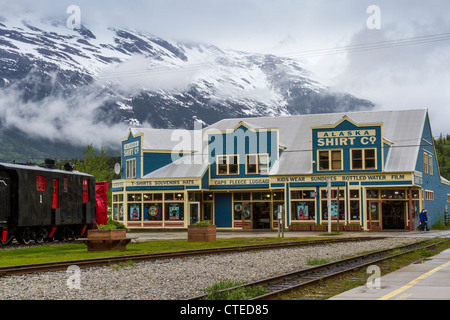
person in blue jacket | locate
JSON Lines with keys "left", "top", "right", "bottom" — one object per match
{"left": 419, "top": 209, "right": 429, "bottom": 231}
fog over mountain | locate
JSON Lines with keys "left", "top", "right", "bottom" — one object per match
{"left": 0, "top": 15, "right": 374, "bottom": 161}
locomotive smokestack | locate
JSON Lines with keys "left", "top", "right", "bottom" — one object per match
{"left": 44, "top": 158, "right": 57, "bottom": 169}
{"left": 64, "top": 162, "right": 74, "bottom": 171}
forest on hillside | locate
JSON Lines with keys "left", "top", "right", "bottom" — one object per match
{"left": 435, "top": 134, "right": 450, "bottom": 180}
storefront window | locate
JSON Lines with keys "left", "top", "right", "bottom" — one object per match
{"left": 366, "top": 189, "right": 379, "bottom": 198}
{"left": 273, "top": 203, "right": 285, "bottom": 221}
{"left": 234, "top": 203, "right": 243, "bottom": 220}
{"left": 128, "top": 203, "right": 141, "bottom": 221}
{"left": 113, "top": 204, "right": 119, "bottom": 220}
{"left": 144, "top": 193, "right": 163, "bottom": 201}
{"left": 175, "top": 193, "right": 184, "bottom": 201}
{"left": 381, "top": 189, "right": 405, "bottom": 199}
{"left": 165, "top": 203, "right": 184, "bottom": 220}
{"left": 128, "top": 193, "right": 142, "bottom": 202}
{"left": 321, "top": 200, "right": 345, "bottom": 220}
{"left": 188, "top": 193, "right": 201, "bottom": 202}
{"left": 350, "top": 200, "right": 360, "bottom": 220}
{"left": 154, "top": 193, "right": 163, "bottom": 201}
{"left": 144, "top": 203, "right": 162, "bottom": 221}
{"left": 291, "top": 191, "right": 301, "bottom": 199}
{"left": 321, "top": 189, "right": 344, "bottom": 199}
{"left": 203, "top": 193, "right": 214, "bottom": 201}
{"left": 350, "top": 190, "right": 359, "bottom": 198}
{"left": 252, "top": 192, "right": 262, "bottom": 200}
{"left": 118, "top": 204, "right": 124, "bottom": 221}
{"left": 262, "top": 192, "right": 271, "bottom": 200}
{"left": 203, "top": 203, "right": 213, "bottom": 221}
{"left": 165, "top": 193, "right": 174, "bottom": 201}
{"left": 349, "top": 189, "right": 360, "bottom": 220}
{"left": 291, "top": 190, "right": 315, "bottom": 199}
{"left": 273, "top": 192, "right": 284, "bottom": 201}
{"left": 291, "top": 201, "right": 315, "bottom": 220}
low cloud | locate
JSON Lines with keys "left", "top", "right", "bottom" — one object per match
{"left": 329, "top": 22, "right": 450, "bottom": 136}
{"left": 0, "top": 82, "right": 128, "bottom": 150}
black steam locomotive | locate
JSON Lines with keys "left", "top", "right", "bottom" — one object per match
{"left": 0, "top": 160, "right": 96, "bottom": 244}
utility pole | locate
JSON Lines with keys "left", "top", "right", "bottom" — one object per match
{"left": 327, "top": 177, "right": 331, "bottom": 234}
{"left": 337, "top": 186, "right": 340, "bottom": 233}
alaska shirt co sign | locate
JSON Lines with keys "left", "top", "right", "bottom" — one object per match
{"left": 123, "top": 141, "right": 140, "bottom": 157}
{"left": 317, "top": 130, "right": 377, "bottom": 147}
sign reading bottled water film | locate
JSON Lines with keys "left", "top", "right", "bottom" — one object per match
{"left": 271, "top": 173, "right": 413, "bottom": 184}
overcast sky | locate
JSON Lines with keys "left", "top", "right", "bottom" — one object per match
{"left": 2, "top": 0, "right": 450, "bottom": 136}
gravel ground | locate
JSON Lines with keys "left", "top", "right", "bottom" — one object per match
{"left": 0, "top": 237, "right": 420, "bottom": 300}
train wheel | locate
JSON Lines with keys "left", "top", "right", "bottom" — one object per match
{"left": 63, "top": 227, "right": 75, "bottom": 242}
{"left": 34, "top": 229, "right": 47, "bottom": 244}
{"left": 18, "top": 228, "right": 32, "bottom": 245}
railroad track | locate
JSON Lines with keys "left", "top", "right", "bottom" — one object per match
{"left": 0, "top": 236, "right": 384, "bottom": 277}
{"left": 189, "top": 239, "right": 443, "bottom": 300}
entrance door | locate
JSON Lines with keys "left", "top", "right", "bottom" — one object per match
{"left": 189, "top": 202, "right": 200, "bottom": 225}
{"left": 382, "top": 201, "right": 405, "bottom": 229}
{"left": 252, "top": 202, "right": 271, "bottom": 229}
{"left": 368, "top": 201, "right": 382, "bottom": 230}
{"left": 242, "top": 203, "right": 252, "bottom": 229}
{"left": 52, "top": 179, "right": 58, "bottom": 209}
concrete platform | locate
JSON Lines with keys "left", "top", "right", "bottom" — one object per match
{"left": 330, "top": 248, "right": 450, "bottom": 300}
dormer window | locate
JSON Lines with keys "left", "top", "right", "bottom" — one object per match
{"left": 318, "top": 150, "right": 342, "bottom": 171}
{"left": 351, "top": 149, "right": 376, "bottom": 170}
{"left": 217, "top": 155, "right": 239, "bottom": 175}
{"left": 246, "top": 154, "right": 269, "bottom": 174}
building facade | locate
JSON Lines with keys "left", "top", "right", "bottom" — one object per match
{"left": 111, "top": 109, "right": 450, "bottom": 231}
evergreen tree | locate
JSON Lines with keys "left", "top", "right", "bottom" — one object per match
{"left": 72, "top": 144, "right": 121, "bottom": 208}
{"left": 435, "top": 134, "right": 450, "bottom": 180}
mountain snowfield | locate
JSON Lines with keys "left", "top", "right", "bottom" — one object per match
{"left": 0, "top": 15, "right": 373, "bottom": 160}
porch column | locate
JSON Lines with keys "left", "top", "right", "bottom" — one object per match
{"left": 408, "top": 187, "right": 413, "bottom": 231}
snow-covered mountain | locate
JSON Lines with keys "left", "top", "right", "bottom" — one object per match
{"left": 0, "top": 15, "right": 373, "bottom": 160}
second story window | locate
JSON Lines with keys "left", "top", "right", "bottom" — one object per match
{"left": 424, "top": 152, "right": 433, "bottom": 175}
{"left": 217, "top": 155, "right": 239, "bottom": 175}
{"left": 351, "top": 149, "right": 376, "bottom": 170}
{"left": 318, "top": 150, "right": 342, "bottom": 171}
{"left": 126, "top": 158, "right": 136, "bottom": 179}
{"left": 246, "top": 154, "right": 269, "bottom": 174}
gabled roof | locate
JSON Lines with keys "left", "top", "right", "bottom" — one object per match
{"left": 129, "top": 109, "right": 428, "bottom": 178}
{"left": 128, "top": 128, "right": 198, "bottom": 152}
{"left": 206, "top": 109, "right": 427, "bottom": 175}
{"left": 142, "top": 153, "right": 208, "bottom": 179}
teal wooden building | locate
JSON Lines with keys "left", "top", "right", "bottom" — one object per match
{"left": 112, "top": 109, "right": 450, "bottom": 231}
